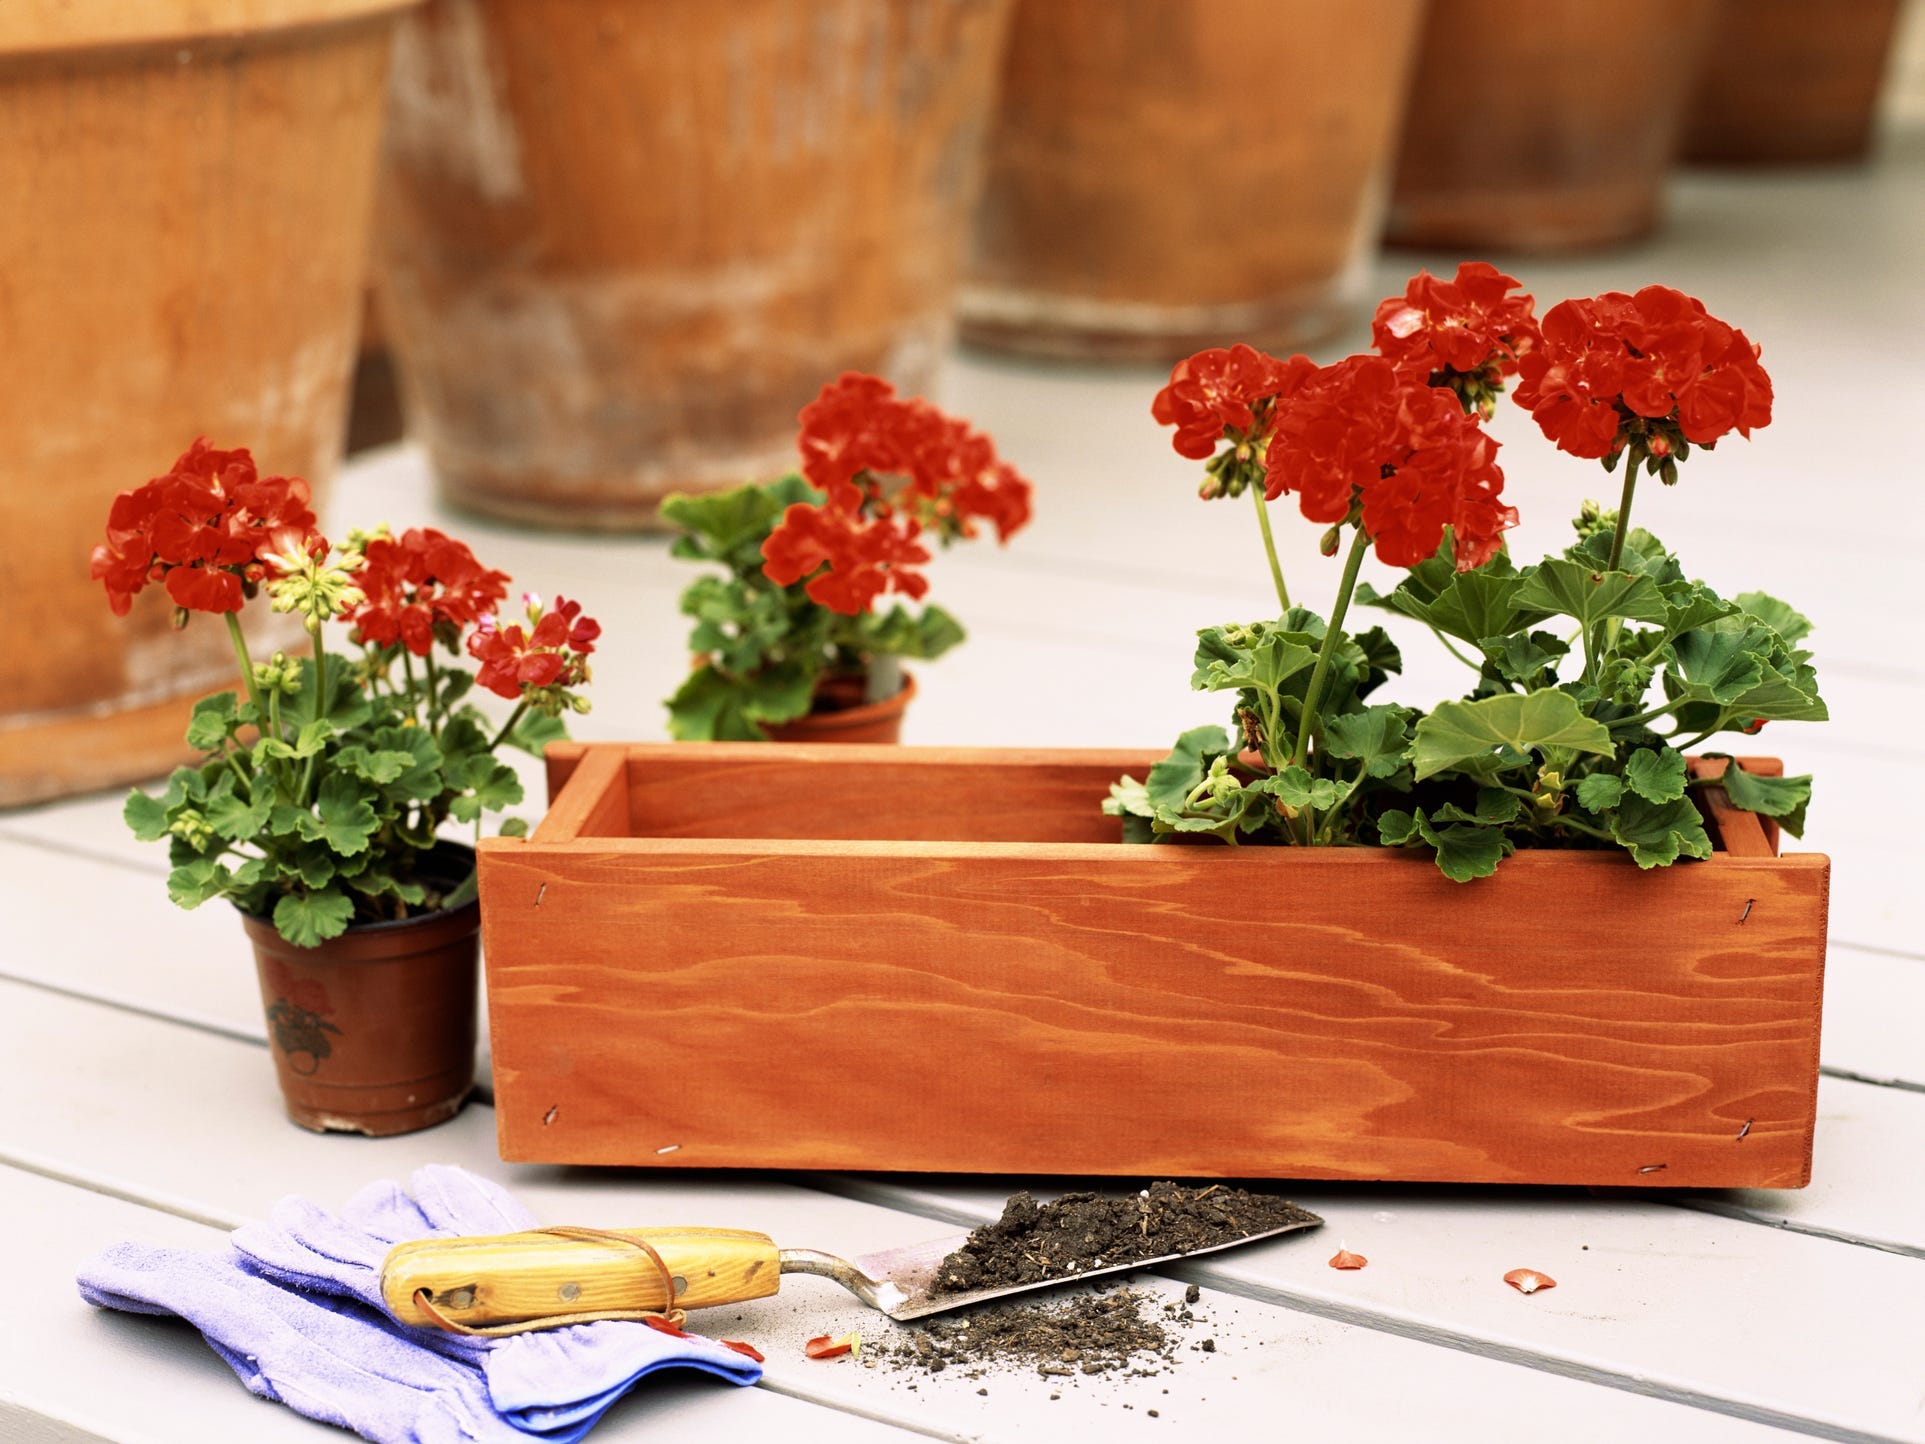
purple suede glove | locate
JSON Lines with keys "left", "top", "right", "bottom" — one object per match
{"left": 78, "top": 1166, "right": 763, "bottom": 1444}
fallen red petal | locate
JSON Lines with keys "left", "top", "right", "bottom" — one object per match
{"left": 1328, "top": 1248, "right": 1368, "bottom": 1270}
{"left": 804, "top": 1331, "right": 859, "bottom": 1360}
{"left": 722, "top": 1338, "right": 765, "bottom": 1363}
{"left": 1503, "top": 1268, "right": 1556, "bottom": 1294}
{"left": 643, "top": 1315, "right": 691, "bottom": 1339}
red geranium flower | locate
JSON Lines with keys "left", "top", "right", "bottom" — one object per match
{"left": 762, "top": 375, "right": 1032, "bottom": 615}
{"left": 344, "top": 527, "right": 510, "bottom": 656}
{"left": 1512, "top": 286, "right": 1772, "bottom": 462}
{"left": 1373, "top": 263, "right": 1539, "bottom": 417}
{"left": 1151, "top": 345, "right": 1317, "bottom": 461}
{"left": 89, "top": 439, "right": 319, "bottom": 616}
{"left": 465, "top": 594, "right": 600, "bottom": 701}
{"left": 1264, "top": 357, "right": 1515, "bottom": 571}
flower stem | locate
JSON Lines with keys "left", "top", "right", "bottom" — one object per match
{"left": 298, "top": 619, "right": 327, "bottom": 804}
{"left": 224, "top": 612, "right": 265, "bottom": 721}
{"left": 1292, "top": 526, "right": 1371, "bottom": 775}
{"left": 1250, "top": 486, "right": 1292, "bottom": 613}
{"left": 489, "top": 700, "right": 528, "bottom": 753}
{"left": 1606, "top": 444, "right": 1643, "bottom": 574}
{"left": 423, "top": 652, "right": 443, "bottom": 740}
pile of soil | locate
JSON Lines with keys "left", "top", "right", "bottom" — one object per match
{"left": 933, "top": 1181, "right": 1320, "bottom": 1295}
{"left": 870, "top": 1283, "right": 1197, "bottom": 1384}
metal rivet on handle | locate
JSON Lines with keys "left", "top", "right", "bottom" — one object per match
{"left": 559, "top": 1282, "right": 581, "bottom": 1302}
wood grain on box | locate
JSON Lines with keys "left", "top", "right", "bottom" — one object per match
{"left": 483, "top": 745, "right": 1829, "bottom": 1187}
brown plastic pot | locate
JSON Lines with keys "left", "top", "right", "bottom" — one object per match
{"left": 0, "top": 0, "right": 419, "bottom": 808}
{"left": 764, "top": 671, "right": 917, "bottom": 744}
{"left": 241, "top": 859, "right": 479, "bottom": 1137}
{"left": 960, "top": 0, "right": 1426, "bottom": 363}
{"left": 375, "top": 0, "right": 1015, "bottom": 532}
{"left": 1683, "top": 0, "right": 1903, "bottom": 165}
{"left": 1387, "top": 0, "right": 1717, "bottom": 253}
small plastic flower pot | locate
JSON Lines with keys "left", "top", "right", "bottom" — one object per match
{"left": 764, "top": 671, "right": 918, "bottom": 746}
{"left": 240, "top": 848, "right": 479, "bottom": 1137}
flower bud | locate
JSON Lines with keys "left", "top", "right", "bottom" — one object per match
{"left": 1319, "top": 525, "right": 1343, "bottom": 557}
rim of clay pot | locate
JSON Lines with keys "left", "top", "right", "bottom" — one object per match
{"left": 780, "top": 669, "right": 918, "bottom": 736}
{"left": 0, "top": 0, "right": 422, "bottom": 57}
{"left": 236, "top": 841, "right": 479, "bottom": 956}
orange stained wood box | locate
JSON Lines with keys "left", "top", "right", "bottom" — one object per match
{"left": 478, "top": 744, "right": 1829, "bottom": 1188}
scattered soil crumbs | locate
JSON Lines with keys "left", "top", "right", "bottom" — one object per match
{"left": 871, "top": 1283, "right": 1194, "bottom": 1382}
{"left": 934, "top": 1181, "right": 1320, "bottom": 1295}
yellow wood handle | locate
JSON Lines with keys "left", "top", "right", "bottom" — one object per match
{"left": 381, "top": 1226, "right": 782, "bottom": 1328}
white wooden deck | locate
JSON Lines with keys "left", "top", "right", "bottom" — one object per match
{"left": 4, "top": 131, "right": 1923, "bottom": 1443}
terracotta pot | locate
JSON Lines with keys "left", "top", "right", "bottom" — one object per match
{"left": 1683, "top": 0, "right": 1903, "bottom": 165}
{"left": 241, "top": 847, "right": 479, "bottom": 1136}
{"left": 376, "top": 0, "right": 1015, "bottom": 532}
{"left": 959, "top": 0, "right": 1426, "bottom": 363}
{"left": 0, "top": 0, "right": 417, "bottom": 809}
{"left": 1388, "top": 0, "right": 1717, "bottom": 253}
{"left": 764, "top": 670, "right": 917, "bottom": 745}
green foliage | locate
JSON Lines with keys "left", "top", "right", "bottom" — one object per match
{"left": 663, "top": 475, "right": 970, "bottom": 740}
{"left": 1116, "top": 517, "right": 1827, "bottom": 881}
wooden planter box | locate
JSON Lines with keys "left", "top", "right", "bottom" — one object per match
{"left": 479, "top": 744, "right": 1829, "bottom": 1188}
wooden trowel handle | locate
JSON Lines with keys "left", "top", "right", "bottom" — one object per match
{"left": 382, "top": 1226, "right": 782, "bottom": 1329}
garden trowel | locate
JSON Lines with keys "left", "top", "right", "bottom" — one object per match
{"left": 382, "top": 1206, "right": 1323, "bottom": 1332}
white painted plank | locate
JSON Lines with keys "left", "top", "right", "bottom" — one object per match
{"left": 831, "top": 1173, "right": 1925, "bottom": 1444}
{"left": 1823, "top": 947, "right": 1925, "bottom": 1090}
{"left": 0, "top": 983, "right": 1811, "bottom": 1444}
{"left": 0, "top": 1165, "right": 915, "bottom": 1444}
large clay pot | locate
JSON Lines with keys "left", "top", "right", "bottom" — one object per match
{"left": 1388, "top": 0, "right": 1717, "bottom": 253}
{"left": 960, "top": 0, "right": 1427, "bottom": 363}
{"left": 242, "top": 845, "right": 479, "bottom": 1137}
{"left": 764, "top": 670, "right": 917, "bottom": 744}
{"left": 376, "top": 0, "right": 1015, "bottom": 532}
{"left": 1683, "top": 0, "right": 1904, "bottom": 164}
{"left": 0, "top": 0, "right": 417, "bottom": 808}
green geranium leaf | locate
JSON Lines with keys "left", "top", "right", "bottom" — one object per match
{"left": 666, "top": 661, "right": 815, "bottom": 741}
{"left": 124, "top": 785, "right": 177, "bottom": 842}
{"left": 256, "top": 718, "right": 335, "bottom": 763}
{"left": 1190, "top": 624, "right": 1317, "bottom": 699}
{"left": 1666, "top": 623, "right": 1769, "bottom": 704}
{"left": 1411, "top": 692, "right": 1614, "bottom": 781}
{"left": 185, "top": 693, "right": 239, "bottom": 751}
{"left": 166, "top": 857, "right": 231, "bottom": 909}
{"left": 370, "top": 725, "right": 445, "bottom": 801}
{"left": 1660, "top": 582, "right": 1738, "bottom": 638}
{"left": 1609, "top": 793, "right": 1714, "bottom": 868}
{"left": 333, "top": 745, "right": 418, "bottom": 786}
{"left": 284, "top": 658, "right": 372, "bottom": 735}
{"left": 1321, "top": 705, "right": 1414, "bottom": 779}
{"left": 449, "top": 756, "right": 523, "bottom": 823}
{"left": 1430, "top": 789, "right": 1523, "bottom": 826}
{"left": 290, "top": 844, "right": 336, "bottom": 889}
{"left": 1512, "top": 558, "right": 1669, "bottom": 630}
{"left": 1623, "top": 747, "right": 1688, "bottom": 804}
{"left": 661, "top": 475, "right": 821, "bottom": 558}
{"left": 1707, "top": 756, "right": 1813, "bottom": 838}
{"left": 1423, "top": 821, "right": 1512, "bottom": 882}
{"left": 498, "top": 816, "right": 531, "bottom": 839}
{"left": 506, "top": 710, "right": 570, "bottom": 758}
{"left": 1144, "top": 726, "right": 1230, "bottom": 812}
{"left": 1481, "top": 630, "right": 1570, "bottom": 686}
{"left": 304, "top": 774, "right": 380, "bottom": 857}
{"left": 205, "top": 786, "right": 273, "bottom": 841}
{"left": 1255, "top": 765, "right": 1343, "bottom": 812}
{"left": 1102, "top": 774, "right": 1153, "bottom": 821}
{"left": 1367, "top": 555, "right": 1550, "bottom": 646}
{"left": 856, "top": 604, "right": 967, "bottom": 662}
{"left": 272, "top": 889, "right": 356, "bottom": 947}
{"left": 1735, "top": 591, "right": 1813, "bottom": 648}
{"left": 1575, "top": 772, "right": 1625, "bottom": 812}
{"left": 1376, "top": 808, "right": 1420, "bottom": 845}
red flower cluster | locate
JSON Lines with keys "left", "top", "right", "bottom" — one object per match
{"left": 1372, "top": 263, "right": 1539, "bottom": 405}
{"left": 1151, "top": 344, "right": 1318, "bottom": 461}
{"left": 344, "top": 527, "right": 509, "bottom": 656}
{"left": 90, "top": 439, "right": 319, "bottom": 616}
{"left": 764, "top": 374, "right": 1034, "bottom": 616}
{"left": 466, "top": 595, "right": 601, "bottom": 701}
{"left": 1512, "top": 285, "right": 1773, "bottom": 461}
{"left": 1264, "top": 357, "right": 1515, "bottom": 571}
{"left": 761, "top": 500, "right": 934, "bottom": 615}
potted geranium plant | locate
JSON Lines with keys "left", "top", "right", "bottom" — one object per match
{"left": 90, "top": 440, "right": 600, "bottom": 1136}
{"left": 663, "top": 373, "right": 1033, "bottom": 742}
{"left": 1108, "top": 262, "right": 1821, "bottom": 874}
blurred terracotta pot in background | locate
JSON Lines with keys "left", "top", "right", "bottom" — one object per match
{"left": 961, "top": 0, "right": 1427, "bottom": 363}
{"left": 376, "top": 0, "right": 1014, "bottom": 533}
{"left": 1389, "top": 0, "right": 1717, "bottom": 253}
{"left": 0, "top": 0, "right": 417, "bottom": 808}
{"left": 1684, "top": 0, "right": 1903, "bottom": 165}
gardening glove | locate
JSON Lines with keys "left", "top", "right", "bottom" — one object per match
{"left": 77, "top": 1241, "right": 527, "bottom": 1444}
{"left": 79, "top": 1165, "right": 762, "bottom": 1444}
{"left": 229, "top": 1164, "right": 763, "bottom": 1437}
